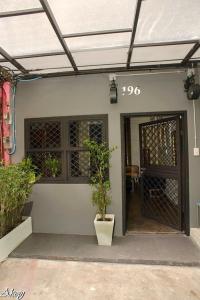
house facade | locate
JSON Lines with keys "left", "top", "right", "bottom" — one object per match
{"left": 13, "top": 70, "right": 200, "bottom": 236}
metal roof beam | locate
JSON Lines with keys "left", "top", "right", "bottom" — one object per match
{"left": 20, "top": 62, "right": 200, "bottom": 80}
{"left": 0, "top": 47, "right": 28, "bottom": 73}
{"left": 39, "top": 0, "right": 78, "bottom": 72}
{"left": 13, "top": 58, "right": 200, "bottom": 74}
{"left": 126, "top": 0, "right": 142, "bottom": 68}
{"left": 0, "top": 8, "right": 44, "bottom": 18}
{"left": 182, "top": 41, "right": 200, "bottom": 64}
{"left": 62, "top": 28, "right": 132, "bottom": 38}
{"left": 134, "top": 40, "right": 198, "bottom": 48}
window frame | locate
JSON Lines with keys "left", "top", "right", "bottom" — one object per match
{"left": 24, "top": 114, "right": 108, "bottom": 184}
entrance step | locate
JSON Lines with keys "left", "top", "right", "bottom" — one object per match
{"left": 10, "top": 233, "right": 200, "bottom": 267}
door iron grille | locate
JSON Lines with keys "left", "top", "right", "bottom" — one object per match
{"left": 141, "top": 119, "right": 177, "bottom": 167}
{"left": 139, "top": 116, "right": 181, "bottom": 230}
{"left": 142, "top": 175, "right": 179, "bottom": 228}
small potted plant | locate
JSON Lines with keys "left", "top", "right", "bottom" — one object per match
{"left": 44, "top": 154, "right": 60, "bottom": 178}
{"left": 84, "top": 139, "right": 116, "bottom": 246}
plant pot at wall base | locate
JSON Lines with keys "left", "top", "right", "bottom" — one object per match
{"left": 0, "top": 217, "right": 32, "bottom": 263}
{"left": 0, "top": 159, "right": 37, "bottom": 262}
{"left": 94, "top": 214, "right": 115, "bottom": 246}
{"left": 22, "top": 201, "right": 33, "bottom": 217}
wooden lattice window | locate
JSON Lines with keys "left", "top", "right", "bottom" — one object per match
{"left": 25, "top": 115, "right": 108, "bottom": 183}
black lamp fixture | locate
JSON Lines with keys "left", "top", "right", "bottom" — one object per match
{"left": 187, "top": 83, "right": 200, "bottom": 100}
{"left": 109, "top": 74, "right": 118, "bottom": 104}
{"left": 184, "top": 69, "right": 200, "bottom": 100}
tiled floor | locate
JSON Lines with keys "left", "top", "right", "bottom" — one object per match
{"left": 127, "top": 190, "right": 178, "bottom": 233}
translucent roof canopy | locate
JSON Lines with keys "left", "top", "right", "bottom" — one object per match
{"left": 48, "top": 0, "right": 136, "bottom": 34}
{"left": 0, "top": 0, "right": 41, "bottom": 12}
{"left": 65, "top": 33, "right": 131, "bottom": 52}
{"left": 135, "top": 0, "right": 200, "bottom": 43}
{"left": 0, "top": 0, "right": 199, "bottom": 76}
{"left": 0, "top": 14, "right": 63, "bottom": 56}
{"left": 131, "top": 44, "right": 195, "bottom": 65}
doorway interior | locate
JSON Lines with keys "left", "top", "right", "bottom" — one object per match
{"left": 121, "top": 112, "right": 189, "bottom": 235}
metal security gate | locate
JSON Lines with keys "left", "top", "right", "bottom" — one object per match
{"left": 139, "top": 116, "right": 182, "bottom": 230}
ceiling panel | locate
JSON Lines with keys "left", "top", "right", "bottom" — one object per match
{"left": 48, "top": 0, "right": 136, "bottom": 34}
{"left": 135, "top": 0, "right": 200, "bottom": 43}
{"left": 0, "top": 14, "right": 63, "bottom": 56}
{"left": 65, "top": 32, "right": 131, "bottom": 52}
{"left": 131, "top": 44, "right": 193, "bottom": 63}
{"left": 73, "top": 48, "right": 128, "bottom": 66}
{"left": 17, "top": 55, "right": 71, "bottom": 70}
{"left": 0, "top": 0, "right": 41, "bottom": 12}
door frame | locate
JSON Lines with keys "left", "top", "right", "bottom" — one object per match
{"left": 120, "top": 111, "right": 189, "bottom": 236}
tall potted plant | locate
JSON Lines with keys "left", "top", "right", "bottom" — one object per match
{"left": 0, "top": 158, "right": 37, "bottom": 261}
{"left": 84, "top": 139, "right": 116, "bottom": 246}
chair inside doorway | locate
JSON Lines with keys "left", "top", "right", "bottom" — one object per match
{"left": 124, "top": 115, "right": 182, "bottom": 234}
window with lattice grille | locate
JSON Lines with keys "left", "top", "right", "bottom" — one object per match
{"left": 25, "top": 115, "right": 108, "bottom": 183}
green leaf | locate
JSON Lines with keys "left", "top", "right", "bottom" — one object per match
{"left": 0, "top": 159, "right": 38, "bottom": 238}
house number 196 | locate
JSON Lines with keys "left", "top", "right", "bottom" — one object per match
{"left": 122, "top": 86, "right": 141, "bottom": 96}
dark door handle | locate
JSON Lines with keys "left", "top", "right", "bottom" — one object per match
{"left": 140, "top": 168, "right": 146, "bottom": 175}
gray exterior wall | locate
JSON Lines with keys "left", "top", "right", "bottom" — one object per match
{"left": 13, "top": 71, "right": 200, "bottom": 236}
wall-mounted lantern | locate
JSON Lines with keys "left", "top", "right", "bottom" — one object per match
{"left": 109, "top": 74, "right": 118, "bottom": 104}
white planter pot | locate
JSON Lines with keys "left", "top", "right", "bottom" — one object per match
{"left": 0, "top": 217, "right": 32, "bottom": 262}
{"left": 94, "top": 214, "right": 115, "bottom": 246}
